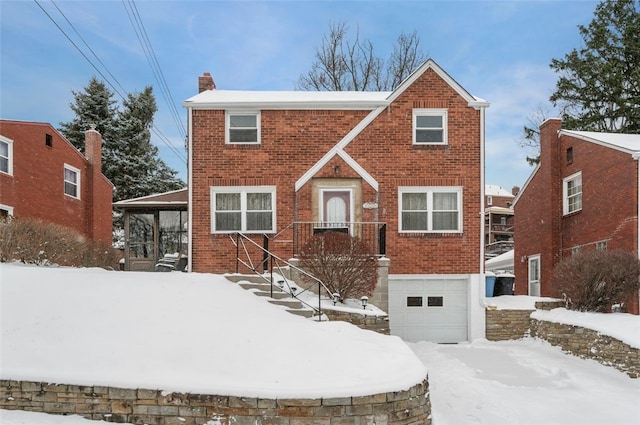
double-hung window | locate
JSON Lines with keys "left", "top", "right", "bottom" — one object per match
{"left": 399, "top": 187, "right": 462, "bottom": 233}
{"left": 226, "top": 112, "right": 260, "bottom": 144}
{"left": 0, "top": 137, "right": 12, "bottom": 175}
{"left": 563, "top": 172, "right": 582, "bottom": 215}
{"left": 211, "top": 186, "right": 275, "bottom": 233}
{"left": 413, "top": 109, "right": 447, "bottom": 145}
{"left": 64, "top": 164, "right": 80, "bottom": 199}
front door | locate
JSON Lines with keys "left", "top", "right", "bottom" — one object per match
{"left": 127, "top": 212, "right": 156, "bottom": 271}
{"left": 321, "top": 189, "right": 351, "bottom": 230}
{"left": 528, "top": 255, "right": 541, "bottom": 296}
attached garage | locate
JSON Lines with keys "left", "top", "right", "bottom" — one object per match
{"left": 388, "top": 275, "right": 470, "bottom": 343}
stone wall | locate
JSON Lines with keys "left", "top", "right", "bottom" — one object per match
{"left": 0, "top": 378, "right": 431, "bottom": 425}
{"left": 529, "top": 319, "right": 640, "bottom": 378}
{"left": 323, "top": 310, "right": 390, "bottom": 335}
{"left": 485, "top": 308, "right": 533, "bottom": 341}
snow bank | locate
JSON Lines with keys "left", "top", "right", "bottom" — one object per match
{"left": 0, "top": 263, "right": 426, "bottom": 398}
{"left": 486, "top": 295, "right": 559, "bottom": 310}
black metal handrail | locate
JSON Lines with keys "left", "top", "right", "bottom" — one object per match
{"left": 230, "top": 232, "right": 334, "bottom": 317}
{"left": 289, "top": 221, "right": 386, "bottom": 258}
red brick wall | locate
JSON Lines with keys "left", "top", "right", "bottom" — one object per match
{"left": 515, "top": 118, "right": 639, "bottom": 313}
{"left": 0, "top": 120, "right": 113, "bottom": 245}
{"left": 190, "top": 68, "right": 482, "bottom": 275}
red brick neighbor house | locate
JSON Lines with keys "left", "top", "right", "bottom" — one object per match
{"left": 514, "top": 118, "right": 640, "bottom": 314}
{"left": 0, "top": 120, "right": 113, "bottom": 245}
{"left": 183, "top": 59, "right": 490, "bottom": 342}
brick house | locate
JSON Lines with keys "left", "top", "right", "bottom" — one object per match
{"left": 183, "top": 59, "right": 490, "bottom": 342}
{"left": 484, "top": 184, "right": 516, "bottom": 259}
{"left": 0, "top": 120, "right": 113, "bottom": 245}
{"left": 513, "top": 118, "right": 639, "bottom": 314}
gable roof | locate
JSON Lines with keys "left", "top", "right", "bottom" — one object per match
{"left": 559, "top": 130, "right": 640, "bottom": 155}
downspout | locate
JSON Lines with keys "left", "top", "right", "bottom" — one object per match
{"left": 479, "top": 105, "right": 486, "bottom": 276}
{"left": 187, "top": 107, "right": 193, "bottom": 272}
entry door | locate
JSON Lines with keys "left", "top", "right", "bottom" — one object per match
{"left": 321, "top": 189, "right": 351, "bottom": 229}
{"left": 528, "top": 255, "right": 541, "bottom": 296}
{"left": 127, "top": 212, "right": 156, "bottom": 271}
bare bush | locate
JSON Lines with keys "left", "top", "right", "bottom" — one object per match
{"left": 0, "top": 217, "right": 120, "bottom": 269}
{"left": 298, "top": 231, "right": 378, "bottom": 301}
{"left": 552, "top": 250, "right": 640, "bottom": 312}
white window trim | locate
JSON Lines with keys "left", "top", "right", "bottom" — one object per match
{"left": 225, "top": 111, "right": 261, "bottom": 144}
{"left": 398, "top": 186, "right": 463, "bottom": 233}
{"left": 0, "top": 203, "right": 14, "bottom": 217}
{"left": 412, "top": 108, "right": 448, "bottom": 145}
{"left": 528, "top": 254, "right": 541, "bottom": 296}
{"left": 562, "top": 171, "right": 582, "bottom": 215}
{"left": 0, "top": 136, "right": 13, "bottom": 176}
{"left": 210, "top": 186, "right": 276, "bottom": 233}
{"left": 64, "top": 164, "right": 81, "bottom": 199}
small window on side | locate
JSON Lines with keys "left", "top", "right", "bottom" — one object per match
{"left": 566, "top": 147, "right": 573, "bottom": 163}
{"left": 46, "top": 133, "right": 53, "bottom": 147}
{"left": 427, "top": 296, "right": 444, "bottom": 307}
{"left": 64, "top": 165, "right": 80, "bottom": 199}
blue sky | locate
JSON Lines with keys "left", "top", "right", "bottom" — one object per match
{"left": 1, "top": 0, "right": 600, "bottom": 192}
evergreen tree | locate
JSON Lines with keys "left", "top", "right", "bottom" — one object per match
{"left": 549, "top": 0, "right": 640, "bottom": 132}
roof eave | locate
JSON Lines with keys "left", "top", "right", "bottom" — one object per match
{"left": 182, "top": 100, "right": 389, "bottom": 110}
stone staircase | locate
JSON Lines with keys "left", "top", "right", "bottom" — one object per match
{"left": 224, "top": 274, "right": 316, "bottom": 318}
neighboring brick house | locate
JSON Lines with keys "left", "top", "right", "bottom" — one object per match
{"left": 183, "top": 59, "right": 490, "bottom": 342}
{"left": 484, "top": 184, "right": 516, "bottom": 259}
{"left": 0, "top": 120, "right": 113, "bottom": 245}
{"left": 513, "top": 118, "right": 639, "bottom": 314}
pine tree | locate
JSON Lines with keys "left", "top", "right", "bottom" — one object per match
{"left": 549, "top": 0, "right": 640, "bottom": 132}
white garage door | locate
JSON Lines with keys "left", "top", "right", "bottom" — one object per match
{"left": 389, "top": 276, "right": 469, "bottom": 343}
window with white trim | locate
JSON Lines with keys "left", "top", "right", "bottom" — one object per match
{"left": 64, "top": 164, "right": 80, "bottom": 199}
{"left": 563, "top": 172, "right": 582, "bottom": 215}
{"left": 210, "top": 186, "right": 275, "bottom": 233}
{"left": 0, "top": 203, "right": 13, "bottom": 222}
{"left": 0, "top": 137, "right": 13, "bottom": 175}
{"left": 399, "top": 187, "right": 462, "bottom": 233}
{"left": 413, "top": 109, "right": 447, "bottom": 145}
{"left": 226, "top": 112, "right": 260, "bottom": 144}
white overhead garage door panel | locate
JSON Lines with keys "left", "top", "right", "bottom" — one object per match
{"left": 389, "top": 277, "right": 468, "bottom": 343}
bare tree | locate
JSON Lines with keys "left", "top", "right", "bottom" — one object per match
{"left": 515, "top": 104, "right": 552, "bottom": 166}
{"left": 296, "top": 21, "right": 426, "bottom": 91}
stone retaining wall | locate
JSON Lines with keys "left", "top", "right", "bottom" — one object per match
{"left": 529, "top": 319, "right": 640, "bottom": 378}
{"left": 485, "top": 308, "right": 533, "bottom": 341}
{"left": 0, "top": 378, "right": 431, "bottom": 425}
{"left": 323, "top": 310, "right": 390, "bottom": 335}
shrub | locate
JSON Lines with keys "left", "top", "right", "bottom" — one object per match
{"left": 298, "top": 231, "right": 378, "bottom": 301}
{"left": 552, "top": 250, "right": 640, "bottom": 312}
{"left": 0, "top": 217, "right": 120, "bottom": 269}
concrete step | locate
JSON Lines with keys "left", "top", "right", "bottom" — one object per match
{"left": 224, "top": 274, "right": 267, "bottom": 284}
{"left": 254, "top": 290, "right": 291, "bottom": 300}
{"left": 286, "top": 308, "right": 315, "bottom": 318}
{"left": 268, "top": 298, "right": 304, "bottom": 309}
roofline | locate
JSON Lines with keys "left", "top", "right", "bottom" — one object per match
{"left": 113, "top": 187, "right": 188, "bottom": 206}
{"left": 512, "top": 164, "right": 540, "bottom": 208}
{"left": 558, "top": 129, "right": 640, "bottom": 155}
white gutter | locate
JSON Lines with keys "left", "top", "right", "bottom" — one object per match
{"left": 187, "top": 107, "right": 193, "bottom": 272}
{"left": 479, "top": 106, "right": 487, "bottom": 275}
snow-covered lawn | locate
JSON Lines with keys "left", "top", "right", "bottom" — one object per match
{"left": 2, "top": 263, "right": 640, "bottom": 425}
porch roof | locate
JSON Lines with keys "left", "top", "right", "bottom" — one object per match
{"left": 114, "top": 188, "right": 188, "bottom": 210}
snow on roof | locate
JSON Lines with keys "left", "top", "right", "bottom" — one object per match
{"left": 560, "top": 130, "right": 640, "bottom": 154}
{"left": 184, "top": 90, "right": 392, "bottom": 109}
{"left": 485, "top": 185, "right": 514, "bottom": 197}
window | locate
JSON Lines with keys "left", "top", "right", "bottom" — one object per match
{"left": 46, "top": 133, "right": 53, "bottom": 147}
{"left": 0, "top": 204, "right": 13, "bottom": 222}
{"left": 64, "top": 164, "right": 80, "bottom": 198}
{"left": 399, "top": 187, "right": 462, "bottom": 233}
{"left": 566, "top": 147, "right": 573, "bottom": 163}
{"left": 571, "top": 246, "right": 581, "bottom": 255}
{"left": 427, "top": 296, "right": 444, "bottom": 307}
{"left": 210, "top": 186, "right": 275, "bottom": 233}
{"left": 226, "top": 112, "right": 260, "bottom": 144}
{"left": 0, "top": 137, "right": 12, "bottom": 175}
{"left": 407, "top": 297, "right": 423, "bottom": 307}
{"left": 563, "top": 172, "right": 582, "bottom": 215}
{"left": 596, "top": 240, "right": 608, "bottom": 251}
{"left": 487, "top": 195, "right": 493, "bottom": 206}
{"left": 413, "top": 109, "right": 447, "bottom": 145}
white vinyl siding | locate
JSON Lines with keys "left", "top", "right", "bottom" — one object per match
{"left": 226, "top": 112, "right": 260, "bottom": 144}
{"left": 563, "top": 172, "right": 582, "bottom": 215}
{"left": 413, "top": 109, "right": 447, "bottom": 145}
{"left": 210, "top": 186, "right": 275, "bottom": 233}
{"left": 399, "top": 187, "right": 462, "bottom": 233}
{"left": 64, "top": 164, "right": 80, "bottom": 199}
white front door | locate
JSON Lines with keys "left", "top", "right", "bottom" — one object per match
{"left": 528, "top": 255, "right": 541, "bottom": 296}
{"left": 321, "top": 189, "right": 352, "bottom": 228}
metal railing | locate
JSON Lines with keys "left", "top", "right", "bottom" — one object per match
{"left": 285, "top": 222, "right": 386, "bottom": 258}
{"left": 230, "top": 232, "right": 335, "bottom": 317}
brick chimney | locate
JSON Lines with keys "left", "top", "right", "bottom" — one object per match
{"left": 198, "top": 72, "right": 216, "bottom": 93}
{"left": 84, "top": 124, "right": 102, "bottom": 172}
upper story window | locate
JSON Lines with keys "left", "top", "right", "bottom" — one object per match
{"left": 0, "top": 137, "right": 13, "bottom": 175}
{"left": 563, "top": 171, "right": 582, "bottom": 215}
{"left": 64, "top": 164, "right": 80, "bottom": 199}
{"left": 413, "top": 109, "right": 447, "bottom": 145}
{"left": 210, "top": 186, "right": 275, "bottom": 233}
{"left": 226, "top": 112, "right": 260, "bottom": 144}
{"left": 399, "top": 186, "right": 462, "bottom": 233}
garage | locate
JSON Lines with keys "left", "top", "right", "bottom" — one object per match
{"left": 388, "top": 276, "right": 469, "bottom": 343}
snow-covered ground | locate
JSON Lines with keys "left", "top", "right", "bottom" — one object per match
{"left": 2, "top": 263, "right": 640, "bottom": 425}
